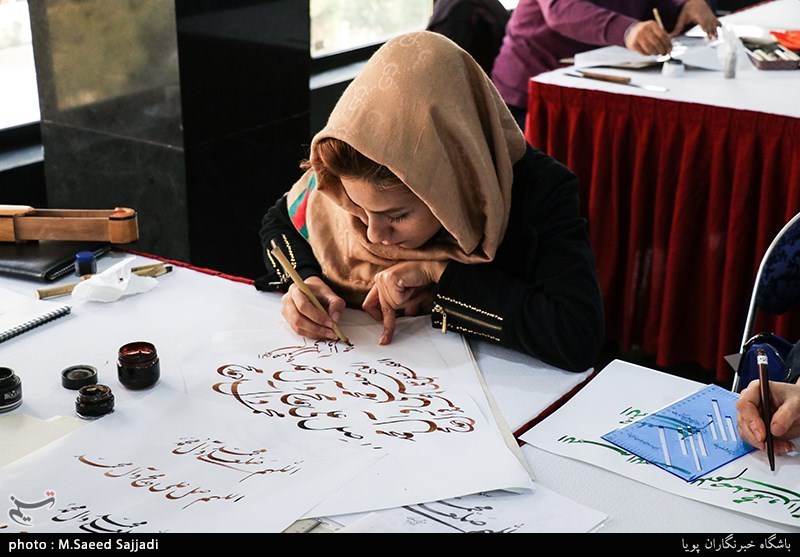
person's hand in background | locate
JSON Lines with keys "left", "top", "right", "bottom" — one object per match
{"left": 624, "top": 20, "right": 673, "bottom": 55}
{"left": 673, "top": 0, "right": 720, "bottom": 38}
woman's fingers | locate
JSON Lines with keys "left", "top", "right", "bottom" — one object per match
{"left": 362, "top": 286, "right": 384, "bottom": 322}
{"left": 379, "top": 302, "right": 397, "bottom": 345}
{"left": 363, "top": 262, "right": 441, "bottom": 344}
{"left": 280, "top": 284, "right": 338, "bottom": 340}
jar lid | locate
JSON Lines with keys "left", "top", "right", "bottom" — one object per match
{"left": 62, "top": 365, "right": 98, "bottom": 390}
{"left": 75, "top": 251, "right": 96, "bottom": 262}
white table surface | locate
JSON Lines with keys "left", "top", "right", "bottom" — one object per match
{"left": 0, "top": 251, "right": 588, "bottom": 435}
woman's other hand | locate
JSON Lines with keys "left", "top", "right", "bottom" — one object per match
{"left": 362, "top": 260, "right": 448, "bottom": 345}
{"left": 280, "top": 276, "right": 346, "bottom": 340}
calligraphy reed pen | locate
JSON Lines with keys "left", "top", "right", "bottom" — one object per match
{"left": 269, "top": 243, "right": 350, "bottom": 344}
{"left": 652, "top": 7, "right": 665, "bottom": 30}
{"left": 35, "top": 263, "right": 172, "bottom": 299}
{"left": 757, "top": 348, "right": 776, "bottom": 471}
{"left": 652, "top": 8, "right": 673, "bottom": 61}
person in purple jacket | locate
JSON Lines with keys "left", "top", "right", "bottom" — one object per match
{"left": 492, "top": 0, "right": 720, "bottom": 129}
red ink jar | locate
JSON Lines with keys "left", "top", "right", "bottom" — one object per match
{"left": 117, "top": 341, "right": 160, "bottom": 389}
{"left": 75, "top": 384, "right": 114, "bottom": 419}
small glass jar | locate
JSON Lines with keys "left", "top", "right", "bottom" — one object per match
{"left": 74, "top": 251, "right": 97, "bottom": 277}
{"left": 724, "top": 51, "right": 737, "bottom": 79}
{"left": 75, "top": 384, "right": 114, "bottom": 419}
{"left": 117, "top": 341, "right": 160, "bottom": 389}
{"left": 661, "top": 59, "right": 684, "bottom": 78}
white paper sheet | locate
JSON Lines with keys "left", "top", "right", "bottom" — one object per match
{"left": 0, "top": 389, "right": 379, "bottom": 533}
{"left": 327, "top": 486, "right": 607, "bottom": 533}
{"left": 178, "top": 316, "right": 534, "bottom": 517}
{"left": 520, "top": 360, "right": 800, "bottom": 528}
{"left": 0, "top": 414, "right": 84, "bottom": 467}
{"left": 573, "top": 45, "right": 659, "bottom": 69}
{"left": 572, "top": 39, "right": 748, "bottom": 72}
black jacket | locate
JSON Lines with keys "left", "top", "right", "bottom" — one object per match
{"left": 256, "top": 145, "right": 604, "bottom": 372}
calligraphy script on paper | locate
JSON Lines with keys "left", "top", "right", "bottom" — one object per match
{"left": 557, "top": 429, "right": 800, "bottom": 524}
{"left": 172, "top": 436, "right": 302, "bottom": 481}
{"left": 75, "top": 435, "right": 305, "bottom": 509}
{"left": 211, "top": 339, "right": 477, "bottom": 448}
{"left": 402, "top": 492, "right": 524, "bottom": 533}
{"left": 51, "top": 503, "right": 147, "bottom": 534}
{"left": 691, "top": 469, "right": 800, "bottom": 520}
{"left": 77, "top": 454, "right": 246, "bottom": 510}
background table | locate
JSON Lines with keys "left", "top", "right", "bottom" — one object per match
{"left": 525, "top": 0, "right": 800, "bottom": 384}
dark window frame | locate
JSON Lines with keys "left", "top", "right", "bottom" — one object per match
{"left": 0, "top": 122, "right": 41, "bottom": 152}
{"left": 311, "top": 42, "right": 382, "bottom": 74}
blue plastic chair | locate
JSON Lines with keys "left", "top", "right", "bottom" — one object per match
{"left": 732, "top": 211, "right": 800, "bottom": 393}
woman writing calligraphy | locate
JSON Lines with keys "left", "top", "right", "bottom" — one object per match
{"left": 256, "top": 31, "right": 604, "bottom": 372}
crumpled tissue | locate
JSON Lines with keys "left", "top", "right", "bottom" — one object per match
{"left": 72, "top": 257, "right": 157, "bottom": 302}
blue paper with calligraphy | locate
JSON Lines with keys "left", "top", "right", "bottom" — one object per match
{"left": 602, "top": 385, "right": 756, "bottom": 481}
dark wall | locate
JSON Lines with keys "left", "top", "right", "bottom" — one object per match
{"left": 28, "top": 0, "right": 310, "bottom": 280}
{"left": 175, "top": 0, "right": 310, "bottom": 278}
{"left": 0, "top": 160, "right": 46, "bottom": 207}
{"left": 0, "top": 124, "right": 46, "bottom": 207}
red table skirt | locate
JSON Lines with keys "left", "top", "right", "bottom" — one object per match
{"left": 526, "top": 81, "right": 800, "bottom": 384}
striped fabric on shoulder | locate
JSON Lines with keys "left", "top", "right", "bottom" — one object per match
{"left": 287, "top": 174, "right": 316, "bottom": 240}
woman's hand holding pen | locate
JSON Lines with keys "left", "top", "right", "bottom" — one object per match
{"left": 736, "top": 380, "right": 800, "bottom": 456}
{"left": 362, "top": 260, "right": 448, "bottom": 345}
{"left": 280, "top": 276, "right": 346, "bottom": 341}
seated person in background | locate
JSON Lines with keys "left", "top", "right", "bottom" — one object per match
{"left": 426, "top": 0, "right": 511, "bottom": 75}
{"left": 737, "top": 379, "right": 800, "bottom": 456}
{"left": 256, "top": 31, "right": 604, "bottom": 373}
{"left": 491, "top": 0, "right": 720, "bottom": 130}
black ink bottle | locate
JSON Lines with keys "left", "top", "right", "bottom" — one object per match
{"left": 0, "top": 367, "right": 22, "bottom": 413}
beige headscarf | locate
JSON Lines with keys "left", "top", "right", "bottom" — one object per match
{"left": 288, "top": 30, "right": 526, "bottom": 305}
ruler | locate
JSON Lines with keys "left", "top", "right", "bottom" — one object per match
{"left": 281, "top": 518, "right": 334, "bottom": 534}
{"left": 602, "top": 384, "right": 756, "bottom": 481}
